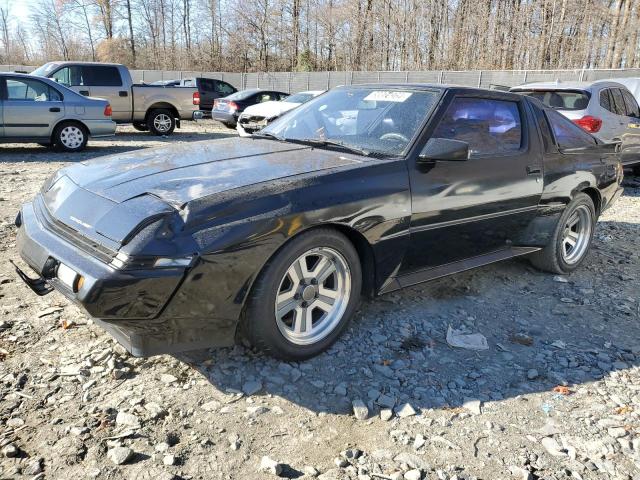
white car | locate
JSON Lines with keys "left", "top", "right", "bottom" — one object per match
{"left": 236, "top": 90, "right": 324, "bottom": 137}
{"left": 510, "top": 80, "right": 640, "bottom": 171}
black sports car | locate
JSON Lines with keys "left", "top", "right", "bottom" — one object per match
{"left": 14, "top": 84, "right": 623, "bottom": 360}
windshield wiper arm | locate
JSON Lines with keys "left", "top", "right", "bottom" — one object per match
{"left": 287, "top": 138, "right": 371, "bottom": 156}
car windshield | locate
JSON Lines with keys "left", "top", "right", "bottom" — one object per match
{"left": 31, "top": 63, "right": 59, "bottom": 77}
{"left": 514, "top": 89, "right": 590, "bottom": 110}
{"left": 284, "top": 93, "right": 316, "bottom": 104}
{"left": 262, "top": 87, "right": 440, "bottom": 156}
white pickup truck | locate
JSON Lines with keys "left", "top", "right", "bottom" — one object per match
{"left": 31, "top": 62, "right": 202, "bottom": 135}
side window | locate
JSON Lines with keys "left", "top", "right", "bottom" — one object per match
{"left": 199, "top": 78, "right": 215, "bottom": 91}
{"left": 258, "top": 93, "right": 273, "bottom": 102}
{"left": 432, "top": 97, "right": 523, "bottom": 155}
{"left": 216, "top": 81, "right": 235, "bottom": 95}
{"left": 82, "top": 66, "right": 123, "bottom": 87}
{"left": 545, "top": 109, "right": 596, "bottom": 149}
{"left": 52, "top": 67, "right": 71, "bottom": 86}
{"left": 53, "top": 66, "right": 84, "bottom": 86}
{"left": 599, "top": 89, "right": 613, "bottom": 113}
{"left": 621, "top": 89, "right": 640, "bottom": 117}
{"left": 610, "top": 88, "right": 627, "bottom": 116}
{"left": 6, "top": 78, "right": 58, "bottom": 102}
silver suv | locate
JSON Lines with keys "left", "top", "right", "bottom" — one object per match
{"left": 511, "top": 80, "right": 640, "bottom": 172}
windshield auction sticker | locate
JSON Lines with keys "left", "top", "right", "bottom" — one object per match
{"left": 364, "top": 91, "right": 412, "bottom": 102}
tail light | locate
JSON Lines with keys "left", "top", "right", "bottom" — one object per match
{"left": 104, "top": 104, "right": 112, "bottom": 117}
{"left": 213, "top": 99, "right": 219, "bottom": 108}
{"left": 193, "top": 91, "right": 200, "bottom": 105}
{"left": 573, "top": 115, "right": 602, "bottom": 133}
{"left": 228, "top": 101, "right": 238, "bottom": 111}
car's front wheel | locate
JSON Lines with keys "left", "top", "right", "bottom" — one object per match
{"left": 241, "top": 229, "right": 362, "bottom": 360}
{"left": 53, "top": 122, "right": 88, "bottom": 152}
{"left": 529, "top": 193, "right": 596, "bottom": 274}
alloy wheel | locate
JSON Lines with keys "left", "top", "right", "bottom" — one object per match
{"left": 59, "top": 126, "right": 84, "bottom": 150}
{"left": 275, "top": 247, "right": 351, "bottom": 346}
{"left": 153, "top": 114, "right": 172, "bottom": 132}
{"left": 561, "top": 205, "right": 592, "bottom": 264}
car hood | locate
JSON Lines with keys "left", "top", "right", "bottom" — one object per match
{"left": 241, "top": 101, "right": 300, "bottom": 118}
{"left": 59, "top": 138, "right": 362, "bottom": 209}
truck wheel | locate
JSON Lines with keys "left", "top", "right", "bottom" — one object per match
{"left": 529, "top": 193, "right": 596, "bottom": 274}
{"left": 53, "top": 122, "right": 88, "bottom": 152}
{"left": 241, "top": 228, "right": 362, "bottom": 361}
{"left": 132, "top": 123, "right": 149, "bottom": 132}
{"left": 147, "top": 109, "right": 175, "bottom": 136}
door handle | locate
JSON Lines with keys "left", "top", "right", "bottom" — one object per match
{"left": 79, "top": 90, "right": 89, "bottom": 96}
{"left": 119, "top": 91, "right": 128, "bottom": 97}
{"left": 526, "top": 166, "right": 541, "bottom": 175}
{"left": 49, "top": 107, "right": 61, "bottom": 112}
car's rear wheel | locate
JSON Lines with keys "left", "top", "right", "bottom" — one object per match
{"left": 241, "top": 229, "right": 362, "bottom": 360}
{"left": 147, "top": 109, "right": 175, "bottom": 136}
{"left": 53, "top": 122, "right": 88, "bottom": 152}
{"left": 529, "top": 193, "right": 595, "bottom": 274}
{"left": 132, "top": 122, "right": 149, "bottom": 132}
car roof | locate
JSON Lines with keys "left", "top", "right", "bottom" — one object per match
{"left": 42, "top": 61, "right": 123, "bottom": 68}
{"left": 510, "top": 80, "right": 629, "bottom": 91}
{"left": 341, "top": 83, "right": 525, "bottom": 100}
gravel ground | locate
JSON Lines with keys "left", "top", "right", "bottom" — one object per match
{"left": 1, "top": 122, "right": 639, "bottom": 480}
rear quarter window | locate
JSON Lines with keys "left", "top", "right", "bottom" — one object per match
{"left": 545, "top": 109, "right": 596, "bottom": 149}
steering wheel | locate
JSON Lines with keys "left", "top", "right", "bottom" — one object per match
{"left": 380, "top": 132, "right": 409, "bottom": 143}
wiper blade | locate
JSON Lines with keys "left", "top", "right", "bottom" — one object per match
{"left": 288, "top": 138, "right": 371, "bottom": 156}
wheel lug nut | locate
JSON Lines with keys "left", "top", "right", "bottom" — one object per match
{"left": 311, "top": 278, "right": 317, "bottom": 285}
{"left": 301, "top": 301, "right": 308, "bottom": 308}
{"left": 294, "top": 293, "right": 301, "bottom": 300}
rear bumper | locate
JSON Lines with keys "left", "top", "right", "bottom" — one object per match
{"left": 84, "top": 119, "right": 117, "bottom": 138}
{"left": 14, "top": 202, "right": 237, "bottom": 356}
{"left": 211, "top": 111, "right": 237, "bottom": 125}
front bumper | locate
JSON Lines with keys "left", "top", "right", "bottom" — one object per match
{"left": 14, "top": 202, "right": 235, "bottom": 356}
{"left": 84, "top": 119, "right": 117, "bottom": 138}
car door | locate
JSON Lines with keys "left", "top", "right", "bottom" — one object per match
{"left": 2, "top": 76, "right": 65, "bottom": 138}
{"left": 597, "top": 88, "right": 621, "bottom": 142}
{"left": 402, "top": 93, "right": 544, "bottom": 273}
{"left": 619, "top": 88, "right": 640, "bottom": 164}
{"left": 0, "top": 85, "right": 4, "bottom": 138}
{"left": 80, "top": 65, "right": 129, "bottom": 122}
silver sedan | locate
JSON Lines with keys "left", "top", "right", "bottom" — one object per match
{"left": 0, "top": 73, "right": 116, "bottom": 152}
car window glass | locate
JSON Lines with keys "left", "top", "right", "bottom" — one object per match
{"left": 217, "top": 82, "right": 235, "bottom": 95}
{"left": 259, "top": 94, "right": 273, "bottom": 102}
{"left": 599, "top": 89, "right": 613, "bottom": 113}
{"left": 51, "top": 67, "right": 71, "bottom": 86}
{"left": 621, "top": 89, "right": 640, "bottom": 117}
{"left": 515, "top": 90, "right": 589, "bottom": 110}
{"left": 545, "top": 109, "right": 596, "bottom": 149}
{"left": 81, "top": 66, "right": 123, "bottom": 87}
{"left": 610, "top": 88, "right": 627, "bottom": 116}
{"left": 432, "top": 97, "right": 522, "bottom": 155}
{"left": 6, "top": 78, "right": 57, "bottom": 101}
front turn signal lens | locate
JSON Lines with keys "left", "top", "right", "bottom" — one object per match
{"left": 153, "top": 257, "right": 193, "bottom": 268}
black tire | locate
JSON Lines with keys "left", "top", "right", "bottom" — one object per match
{"left": 632, "top": 165, "right": 640, "bottom": 176}
{"left": 223, "top": 121, "right": 236, "bottom": 129}
{"left": 529, "top": 193, "right": 596, "bottom": 274}
{"left": 241, "top": 228, "right": 362, "bottom": 361}
{"left": 53, "top": 122, "right": 88, "bottom": 152}
{"left": 147, "top": 109, "right": 176, "bottom": 136}
{"left": 132, "top": 123, "right": 149, "bottom": 132}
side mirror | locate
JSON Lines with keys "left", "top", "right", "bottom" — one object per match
{"left": 418, "top": 138, "right": 470, "bottom": 162}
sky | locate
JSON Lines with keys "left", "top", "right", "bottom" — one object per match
{"left": 8, "top": 0, "right": 34, "bottom": 23}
